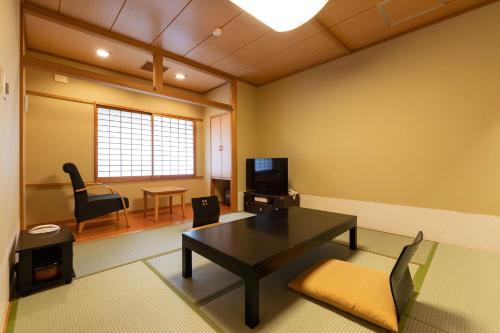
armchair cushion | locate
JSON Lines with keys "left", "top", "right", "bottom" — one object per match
{"left": 77, "top": 194, "right": 129, "bottom": 222}
{"left": 288, "top": 259, "right": 398, "bottom": 332}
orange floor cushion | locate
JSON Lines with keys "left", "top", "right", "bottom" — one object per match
{"left": 288, "top": 259, "right": 399, "bottom": 332}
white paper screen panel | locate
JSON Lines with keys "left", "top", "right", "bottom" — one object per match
{"left": 153, "top": 115, "right": 194, "bottom": 176}
{"left": 97, "top": 107, "right": 153, "bottom": 178}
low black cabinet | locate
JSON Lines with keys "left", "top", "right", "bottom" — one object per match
{"left": 244, "top": 192, "right": 300, "bottom": 214}
{"left": 16, "top": 225, "right": 75, "bottom": 296}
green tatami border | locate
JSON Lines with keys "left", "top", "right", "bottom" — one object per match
{"left": 142, "top": 260, "right": 225, "bottom": 333}
{"left": 74, "top": 247, "right": 182, "bottom": 280}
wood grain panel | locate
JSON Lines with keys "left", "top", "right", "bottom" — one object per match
{"left": 111, "top": 0, "right": 190, "bottom": 44}
{"left": 25, "top": 0, "right": 496, "bottom": 86}
{"left": 317, "top": 0, "right": 381, "bottom": 27}
{"left": 185, "top": 13, "right": 270, "bottom": 66}
{"left": 239, "top": 33, "right": 344, "bottom": 84}
{"left": 164, "top": 60, "right": 227, "bottom": 93}
{"left": 212, "top": 22, "right": 319, "bottom": 75}
{"left": 26, "top": 14, "right": 225, "bottom": 92}
{"left": 25, "top": 0, "right": 60, "bottom": 11}
{"left": 153, "top": 0, "right": 240, "bottom": 56}
{"left": 331, "top": 6, "right": 389, "bottom": 43}
{"left": 24, "top": 1, "right": 238, "bottom": 81}
{"left": 382, "top": 0, "right": 443, "bottom": 23}
{"left": 350, "top": 0, "right": 493, "bottom": 49}
{"left": 59, "top": 0, "right": 125, "bottom": 29}
{"left": 26, "top": 14, "right": 152, "bottom": 80}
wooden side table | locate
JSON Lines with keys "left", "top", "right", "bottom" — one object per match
{"left": 141, "top": 186, "right": 188, "bottom": 222}
{"left": 16, "top": 225, "right": 75, "bottom": 296}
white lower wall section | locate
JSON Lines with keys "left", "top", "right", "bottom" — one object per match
{"left": 0, "top": 228, "right": 18, "bottom": 330}
{"left": 301, "top": 194, "right": 500, "bottom": 253}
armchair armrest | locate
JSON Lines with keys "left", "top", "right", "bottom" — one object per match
{"left": 76, "top": 184, "right": 115, "bottom": 194}
{"left": 76, "top": 184, "right": 128, "bottom": 210}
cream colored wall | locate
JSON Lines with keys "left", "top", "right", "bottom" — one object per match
{"left": 0, "top": 0, "right": 20, "bottom": 328}
{"left": 25, "top": 68, "right": 207, "bottom": 225}
{"left": 256, "top": 3, "right": 500, "bottom": 217}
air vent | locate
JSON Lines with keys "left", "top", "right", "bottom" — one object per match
{"left": 140, "top": 61, "right": 168, "bottom": 73}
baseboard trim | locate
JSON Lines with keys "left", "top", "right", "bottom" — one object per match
{"left": 300, "top": 194, "right": 500, "bottom": 253}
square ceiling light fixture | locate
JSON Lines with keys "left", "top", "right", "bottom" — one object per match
{"left": 230, "top": 0, "right": 328, "bottom": 32}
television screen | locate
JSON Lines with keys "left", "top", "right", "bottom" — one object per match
{"left": 246, "top": 158, "right": 288, "bottom": 195}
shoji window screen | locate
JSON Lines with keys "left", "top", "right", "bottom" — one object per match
{"left": 96, "top": 106, "right": 194, "bottom": 180}
{"left": 153, "top": 115, "right": 194, "bottom": 176}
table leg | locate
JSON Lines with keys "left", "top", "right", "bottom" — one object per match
{"left": 245, "top": 273, "right": 260, "bottom": 328}
{"left": 182, "top": 245, "right": 192, "bottom": 278}
{"left": 154, "top": 195, "right": 159, "bottom": 222}
{"left": 143, "top": 192, "right": 147, "bottom": 217}
{"left": 349, "top": 226, "right": 357, "bottom": 250}
{"left": 169, "top": 196, "right": 173, "bottom": 214}
{"left": 181, "top": 193, "right": 185, "bottom": 217}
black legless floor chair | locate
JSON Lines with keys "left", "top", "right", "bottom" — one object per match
{"left": 191, "top": 196, "right": 221, "bottom": 230}
{"left": 288, "top": 231, "right": 424, "bottom": 332}
{"left": 63, "top": 163, "right": 130, "bottom": 233}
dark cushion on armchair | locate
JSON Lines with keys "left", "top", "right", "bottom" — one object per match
{"left": 76, "top": 193, "right": 129, "bottom": 222}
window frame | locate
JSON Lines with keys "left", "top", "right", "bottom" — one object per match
{"left": 94, "top": 104, "right": 197, "bottom": 183}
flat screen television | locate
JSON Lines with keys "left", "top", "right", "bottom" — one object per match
{"left": 246, "top": 158, "right": 288, "bottom": 195}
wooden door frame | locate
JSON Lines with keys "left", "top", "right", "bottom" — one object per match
{"left": 19, "top": 2, "right": 26, "bottom": 229}
{"left": 230, "top": 80, "right": 238, "bottom": 211}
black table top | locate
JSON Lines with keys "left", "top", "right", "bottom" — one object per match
{"left": 16, "top": 225, "right": 75, "bottom": 252}
{"left": 184, "top": 206, "right": 356, "bottom": 267}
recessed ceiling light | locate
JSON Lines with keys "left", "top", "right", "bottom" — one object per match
{"left": 212, "top": 27, "right": 223, "bottom": 37}
{"left": 230, "top": 0, "right": 328, "bottom": 32}
{"left": 175, "top": 73, "right": 186, "bottom": 80}
{"left": 96, "top": 49, "right": 110, "bottom": 58}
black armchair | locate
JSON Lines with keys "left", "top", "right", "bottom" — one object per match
{"left": 63, "top": 163, "right": 130, "bottom": 233}
{"left": 191, "top": 196, "right": 220, "bottom": 229}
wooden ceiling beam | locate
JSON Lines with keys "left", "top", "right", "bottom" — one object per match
{"left": 311, "top": 18, "right": 352, "bottom": 54}
{"left": 22, "top": 2, "right": 237, "bottom": 83}
{"left": 153, "top": 53, "right": 164, "bottom": 93}
{"left": 23, "top": 54, "right": 233, "bottom": 111}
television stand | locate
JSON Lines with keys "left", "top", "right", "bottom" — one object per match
{"left": 244, "top": 191, "right": 300, "bottom": 214}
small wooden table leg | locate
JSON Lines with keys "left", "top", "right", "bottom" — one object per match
{"left": 143, "top": 192, "right": 147, "bottom": 217}
{"left": 182, "top": 244, "right": 192, "bottom": 278}
{"left": 181, "top": 193, "right": 185, "bottom": 217}
{"left": 349, "top": 226, "right": 357, "bottom": 250}
{"left": 169, "top": 196, "right": 173, "bottom": 214}
{"left": 245, "top": 273, "right": 260, "bottom": 328}
{"left": 154, "top": 195, "right": 159, "bottom": 222}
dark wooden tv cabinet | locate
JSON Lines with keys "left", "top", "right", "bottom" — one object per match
{"left": 244, "top": 191, "right": 300, "bottom": 214}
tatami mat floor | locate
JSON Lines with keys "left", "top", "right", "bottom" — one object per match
{"left": 7, "top": 216, "right": 500, "bottom": 333}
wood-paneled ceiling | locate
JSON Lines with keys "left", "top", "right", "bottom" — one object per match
{"left": 25, "top": 0, "right": 496, "bottom": 90}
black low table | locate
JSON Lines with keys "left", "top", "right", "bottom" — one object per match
{"left": 16, "top": 225, "right": 75, "bottom": 296}
{"left": 182, "top": 206, "right": 357, "bottom": 328}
